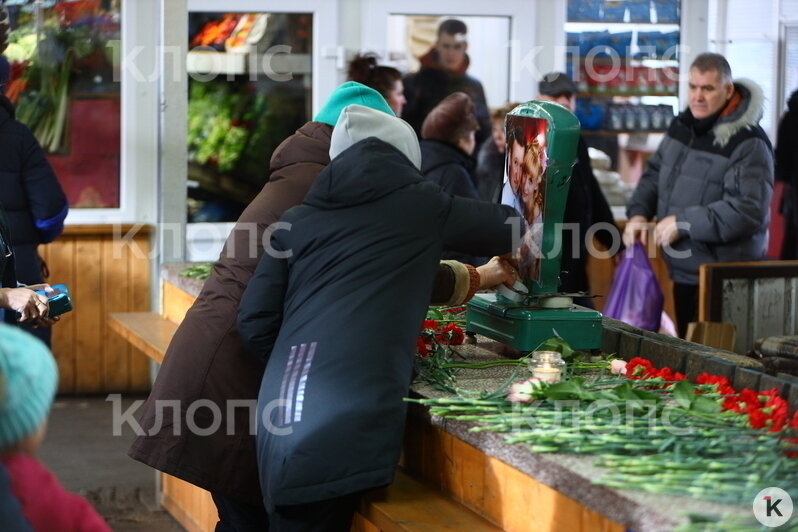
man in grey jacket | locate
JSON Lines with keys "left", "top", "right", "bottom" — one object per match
{"left": 623, "top": 53, "right": 773, "bottom": 337}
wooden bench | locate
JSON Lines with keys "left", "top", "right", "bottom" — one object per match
{"left": 108, "top": 309, "right": 500, "bottom": 532}
{"left": 107, "top": 312, "right": 177, "bottom": 364}
{"left": 355, "top": 471, "right": 501, "bottom": 532}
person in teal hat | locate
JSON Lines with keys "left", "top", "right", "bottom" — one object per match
{"left": 0, "top": 324, "right": 110, "bottom": 531}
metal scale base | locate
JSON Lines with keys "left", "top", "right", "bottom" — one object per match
{"left": 466, "top": 293, "right": 603, "bottom": 352}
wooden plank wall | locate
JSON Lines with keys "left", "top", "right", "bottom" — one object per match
{"left": 721, "top": 276, "right": 798, "bottom": 354}
{"left": 39, "top": 225, "right": 152, "bottom": 395}
{"left": 401, "top": 421, "right": 624, "bottom": 532}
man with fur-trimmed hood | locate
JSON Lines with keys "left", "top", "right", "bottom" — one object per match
{"left": 624, "top": 52, "right": 773, "bottom": 337}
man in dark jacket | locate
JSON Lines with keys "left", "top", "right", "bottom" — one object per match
{"left": 624, "top": 53, "right": 773, "bottom": 337}
{"left": 402, "top": 19, "right": 491, "bottom": 147}
{"left": 536, "top": 72, "right": 618, "bottom": 307}
{"left": 0, "top": 56, "right": 68, "bottom": 345}
{"left": 775, "top": 89, "right": 798, "bottom": 260}
{"left": 238, "top": 104, "right": 519, "bottom": 529}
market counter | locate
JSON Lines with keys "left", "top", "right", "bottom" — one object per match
{"left": 119, "top": 264, "right": 786, "bottom": 532}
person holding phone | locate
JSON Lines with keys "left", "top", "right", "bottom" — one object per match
{"left": 0, "top": 205, "right": 55, "bottom": 326}
{"left": 0, "top": 56, "right": 68, "bottom": 342}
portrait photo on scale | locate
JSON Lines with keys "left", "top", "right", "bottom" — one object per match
{"left": 500, "top": 113, "right": 548, "bottom": 281}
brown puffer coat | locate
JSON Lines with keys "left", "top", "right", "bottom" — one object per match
{"left": 128, "top": 122, "right": 333, "bottom": 504}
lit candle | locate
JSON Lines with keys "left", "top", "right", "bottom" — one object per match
{"left": 531, "top": 366, "right": 561, "bottom": 383}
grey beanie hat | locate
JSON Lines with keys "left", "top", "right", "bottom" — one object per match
{"left": 330, "top": 104, "right": 422, "bottom": 170}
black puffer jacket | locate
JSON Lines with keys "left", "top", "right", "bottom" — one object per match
{"left": 420, "top": 139, "right": 485, "bottom": 266}
{"left": 0, "top": 96, "right": 67, "bottom": 248}
{"left": 238, "top": 138, "right": 518, "bottom": 510}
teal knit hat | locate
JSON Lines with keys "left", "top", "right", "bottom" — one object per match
{"left": 0, "top": 324, "right": 58, "bottom": 450}
{"left": 314, "top": 81, "right": 395, "bottom": 126}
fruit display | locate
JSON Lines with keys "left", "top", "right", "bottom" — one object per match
{"left": 187, "top": 79, "right": 308, "bottom": 206}
{"left": 190, "top": 13, "right": 241, "bottom": 50}
{"left": 5, "top": 1, "right": 120, "bottom": 152}
{"left": 186, "top": 12, "right": 312, "bottom": 220}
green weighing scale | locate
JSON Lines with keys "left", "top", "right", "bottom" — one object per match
{"left": 466, "top": 101, "right": 603, "bottom": 351}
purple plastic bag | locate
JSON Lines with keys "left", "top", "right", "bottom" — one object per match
{"left": 604, "top": 242, "right": 663, "bottom": 331}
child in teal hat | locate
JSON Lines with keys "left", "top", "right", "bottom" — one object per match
{"left": 0, "top": 324, "right": 110, "bottom": 531}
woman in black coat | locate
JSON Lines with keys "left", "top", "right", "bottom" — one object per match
{"left": 238, "top": 104, "right": 518, "bottom": 530}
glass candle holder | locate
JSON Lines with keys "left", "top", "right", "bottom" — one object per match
{"left": 529, "top": 350, "right": 566, "bottom": 383}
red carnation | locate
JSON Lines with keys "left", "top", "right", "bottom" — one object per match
{"left": 437, "top": 323, "right": 465, "bottom": 345}
{"left": 626, "top": 357, "right": 653, "bottom": 378}
{"left": 748, "top": 408, "right": 767, "bottom": 429}
{"left": 696, "top": 373, "right": 731, "bottom": 388}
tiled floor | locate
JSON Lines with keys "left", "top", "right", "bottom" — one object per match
{"left": 38, "top": 396, "right": 185, "bottom": 531}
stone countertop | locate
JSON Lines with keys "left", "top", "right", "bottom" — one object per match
{"left": 161, "top": 262, "right": 207, "bottom": 297}
{"left": 410, "top": 343, "right": 749, "bottom": 532}
{"left": 159, "top": 266, "right": 752, "bottom": 530}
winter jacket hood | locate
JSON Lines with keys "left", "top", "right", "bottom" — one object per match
{"left": 308, "top": 138, "right": 421, "bottom": 210}
{"left": 329, "top": 104, "right": 421, "bottom": 170}
{"left": 713, "top": 79, "right": 765, "bottom": 148}
{"left": 678, "top": 78, "right": 765, "bottom": 148}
